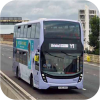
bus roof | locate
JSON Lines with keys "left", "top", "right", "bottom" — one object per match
{"left": 15, "top": 19, "right": 80, "bottom": 26}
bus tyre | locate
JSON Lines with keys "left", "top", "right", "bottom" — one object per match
{"left": 30, "top": 75, "right": 35, "bottom": 89}
{"left": 30, "top": 75, "right": 33, "bottom": 87}
{"left": 16, "top": 67, "right": 20, "bottom": 80}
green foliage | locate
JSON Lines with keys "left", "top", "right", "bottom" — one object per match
{"left": 89, "top": 16, "right": 100, "bottom": 55}
{"left": 85, "top": 48, "right": 94, "bottom": 54}
{"left": 94, "top": 49, "right": 99, "bottom": 55}
{"left": 84, "top": 48, "right": 100, "bottom": 55}
{"left": 96, "top": 41, "right": 99, "bottom": 51}
{"left": 85, "top": 48, "right": 99, "bottom": 55}
{"left": 89, "top": 34, "right": 97, "bottom": 47}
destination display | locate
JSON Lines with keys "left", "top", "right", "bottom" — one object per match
{"left": 49, "top": 44, "right": 77, "bottom": 50}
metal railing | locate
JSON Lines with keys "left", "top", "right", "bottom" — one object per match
{"left": 0, "top": 70, "right": 36, "bottom": 100}
{"left": 84, "top": 54, "right": 100, "bottom": 64}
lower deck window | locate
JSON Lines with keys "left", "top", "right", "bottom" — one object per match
{"left": 16, "top": 49, "right": 27, "bottom": 65}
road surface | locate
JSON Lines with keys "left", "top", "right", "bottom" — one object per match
{"left": 0, "top": 44, "right": 99, "bottom": 99}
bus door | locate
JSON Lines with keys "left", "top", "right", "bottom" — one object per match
{"left": 34, "top": 51, "right": 40, "bottom": 86}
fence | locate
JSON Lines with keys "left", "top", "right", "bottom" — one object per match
{"left": 0, "top": 41, "right": 13, "bottom": 45}
{"left": 0, "top": 34, "right": 13, "bottom": 42}
{"left": 0, "top": 41, "right": 99, "bottom": 64}
{"left": 0, "top": 71, "right": 35, "bottom": 100}
{"left": 84, "top": 54, "right": 100, "bottom": 64}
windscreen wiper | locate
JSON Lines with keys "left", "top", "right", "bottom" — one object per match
{"left": 61, "top": 51, "right": 78, "bottom": 57}
{"left": 45, "top": 51, "right": 63, "bottom": 59}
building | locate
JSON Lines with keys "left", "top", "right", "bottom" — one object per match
{"left": 0, "top": 34, "right": 13, "bottom": 41}
{"left": 0, "top": 17, "right": 29, "bottom": 25}
{"left": 78, "top": 5, "right": 97, "bottom": 50}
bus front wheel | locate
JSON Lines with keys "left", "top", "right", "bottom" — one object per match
{"left": 30, "top": 74, "right": 35, "bottom": 89}
{"left": 16, "top": 67, "right": 20, "bottom": 80}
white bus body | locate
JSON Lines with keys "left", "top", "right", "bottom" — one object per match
{"left": 13, "top": 19, "right": 84, "bottom": 89}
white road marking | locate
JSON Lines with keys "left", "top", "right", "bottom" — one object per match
{"left": 82, "top": 88, "right": 86, "bottom": 90}
{"left": 0, "top": 44, "right": 13, "bottom": 47}
{"left": 86, "top": 72, "right": 98, "bottom": 76}
{"left": 1, "top": 47, "right": 12, "bottom": 51}
{"left": 5, "top": 49, "right": 12, "bottom": 51}
{"left": 6, "top": 49, "right": 9, "bottom": 50}
{"left": 84, "top": 62, "right": 99, "bottom": 67}
{"left": 93, "top": 74, "right": 96, "bottom": 76}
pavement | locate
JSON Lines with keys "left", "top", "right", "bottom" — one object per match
{"left": 84, "top": 62, "right": 99, "bottom": 67}
{"left": 0, "top": 44, "right": 99, "bottom": 99}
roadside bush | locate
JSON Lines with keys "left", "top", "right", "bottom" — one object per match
{"left": 94, "top": 49, "right": 99, "bottom": 55}
{"left": 88, "top": 50, "right": 94, "bottom": 54}
{"left": 84, "top": 48, "right": 94, "bottom": 54}
{"left": 84, "top": 48, "right": 99, "bottom": 55}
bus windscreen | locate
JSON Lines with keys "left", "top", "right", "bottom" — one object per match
{"left": 43, "top": 21, "right": 81, "bottom": 39}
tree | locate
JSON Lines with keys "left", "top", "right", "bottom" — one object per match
{"left": 89, "top": 16, "right": 100, "bottom": 55}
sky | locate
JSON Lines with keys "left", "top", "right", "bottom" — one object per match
{"left": 0, "top": 0, "right": 99, "bottom": 34}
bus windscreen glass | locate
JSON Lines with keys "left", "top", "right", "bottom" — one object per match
{"left": 41, "top": 52, "right": 83, "bottom": 76}
{"left": 43, "top": 21, "right": 81, "bottom": 39}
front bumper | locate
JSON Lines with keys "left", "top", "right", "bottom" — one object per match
{"left": 39, "top": 77, "right": 83, "bottom": 89}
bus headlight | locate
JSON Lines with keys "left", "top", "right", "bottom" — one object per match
{"left": 41, "top": 73, "right": 47, "bottom": 83}
{"left": 78, "top": 74, "right": 83, "bottom": 82}
{"left": 80, "top": 74, "right": 83, "bottom": 76}
{"left": 42, "top": 74, "right": 45, "bottom": 77}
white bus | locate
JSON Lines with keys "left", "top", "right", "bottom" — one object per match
{"left": 13, "top": 19, "right": 84, "bottom": 89}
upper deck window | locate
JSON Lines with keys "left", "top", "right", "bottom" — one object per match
{"left": 17, "top": 26, "right": 21, "bottom": 38}
{"left": 35, "top": 23, "right": 40, "bottom": 38}
{"left": 31, "top": 24, "right": 36, "bottom": 38}
{"left": 23, "top": 25, "right": 27, "bottom": 38}
{"left": 27, "top": 25, "right": 32, "bottom": 38}
{"left": 20, "top": 26, "right": 24, "bottom": 38}
{"left": 14, "top": 26, "right": 17, "bottom": 38}
{"left": 43, "top": 21, "right": 81, "bottom": 39}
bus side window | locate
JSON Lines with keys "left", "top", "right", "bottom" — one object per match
{"left": 35, "top": 23, "right": 40, "bottom": 38}
{"left": 27, "top": 25, "right": 32, "bottom": 38}
{"left": 16, "top": 50, "right": 20, "bottom": 62}
{"left": 22, "top": 52, "right": 27, "bottom": 65}
{"left": 16, "top": 50, "right": 27, "bottom": 65}
{"left": 19, "top": 51, "right": 23, "bottom": 63}
{"left": 14, "top": 26, "right": 16, "bottom": 38}
{"left": 14, "top": 49, "right": 17, "bottom": 58}
{"left": 16, "top": 26, "right": 18, "bottom": 37}
{"left": 31, "top": 24, "right": 36, "bottom": 38}
{"left": 23, "top": 25, "right": 27, "bottom": 38}
{"left": 20, "top": 25, "right": 24, "bottom": 38}
{"left": 18, "top": 26, "right": 21, "bottom": 38}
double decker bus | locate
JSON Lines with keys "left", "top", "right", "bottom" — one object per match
{"left": 13, "top": 19, "right": 84, "bottom": 89}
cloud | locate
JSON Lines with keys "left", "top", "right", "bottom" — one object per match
{"left": 0, "top": 25, "right": 14, "bottom": 34}
{"left": 1, "top": 0, "right": 98, "bottom": 19}
{"left": 0, "top": 0, "right": 99, "bottom": 34}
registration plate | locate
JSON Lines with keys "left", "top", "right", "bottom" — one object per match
{"left": 58, "top": 86, "right": 68, "bottom": 89}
